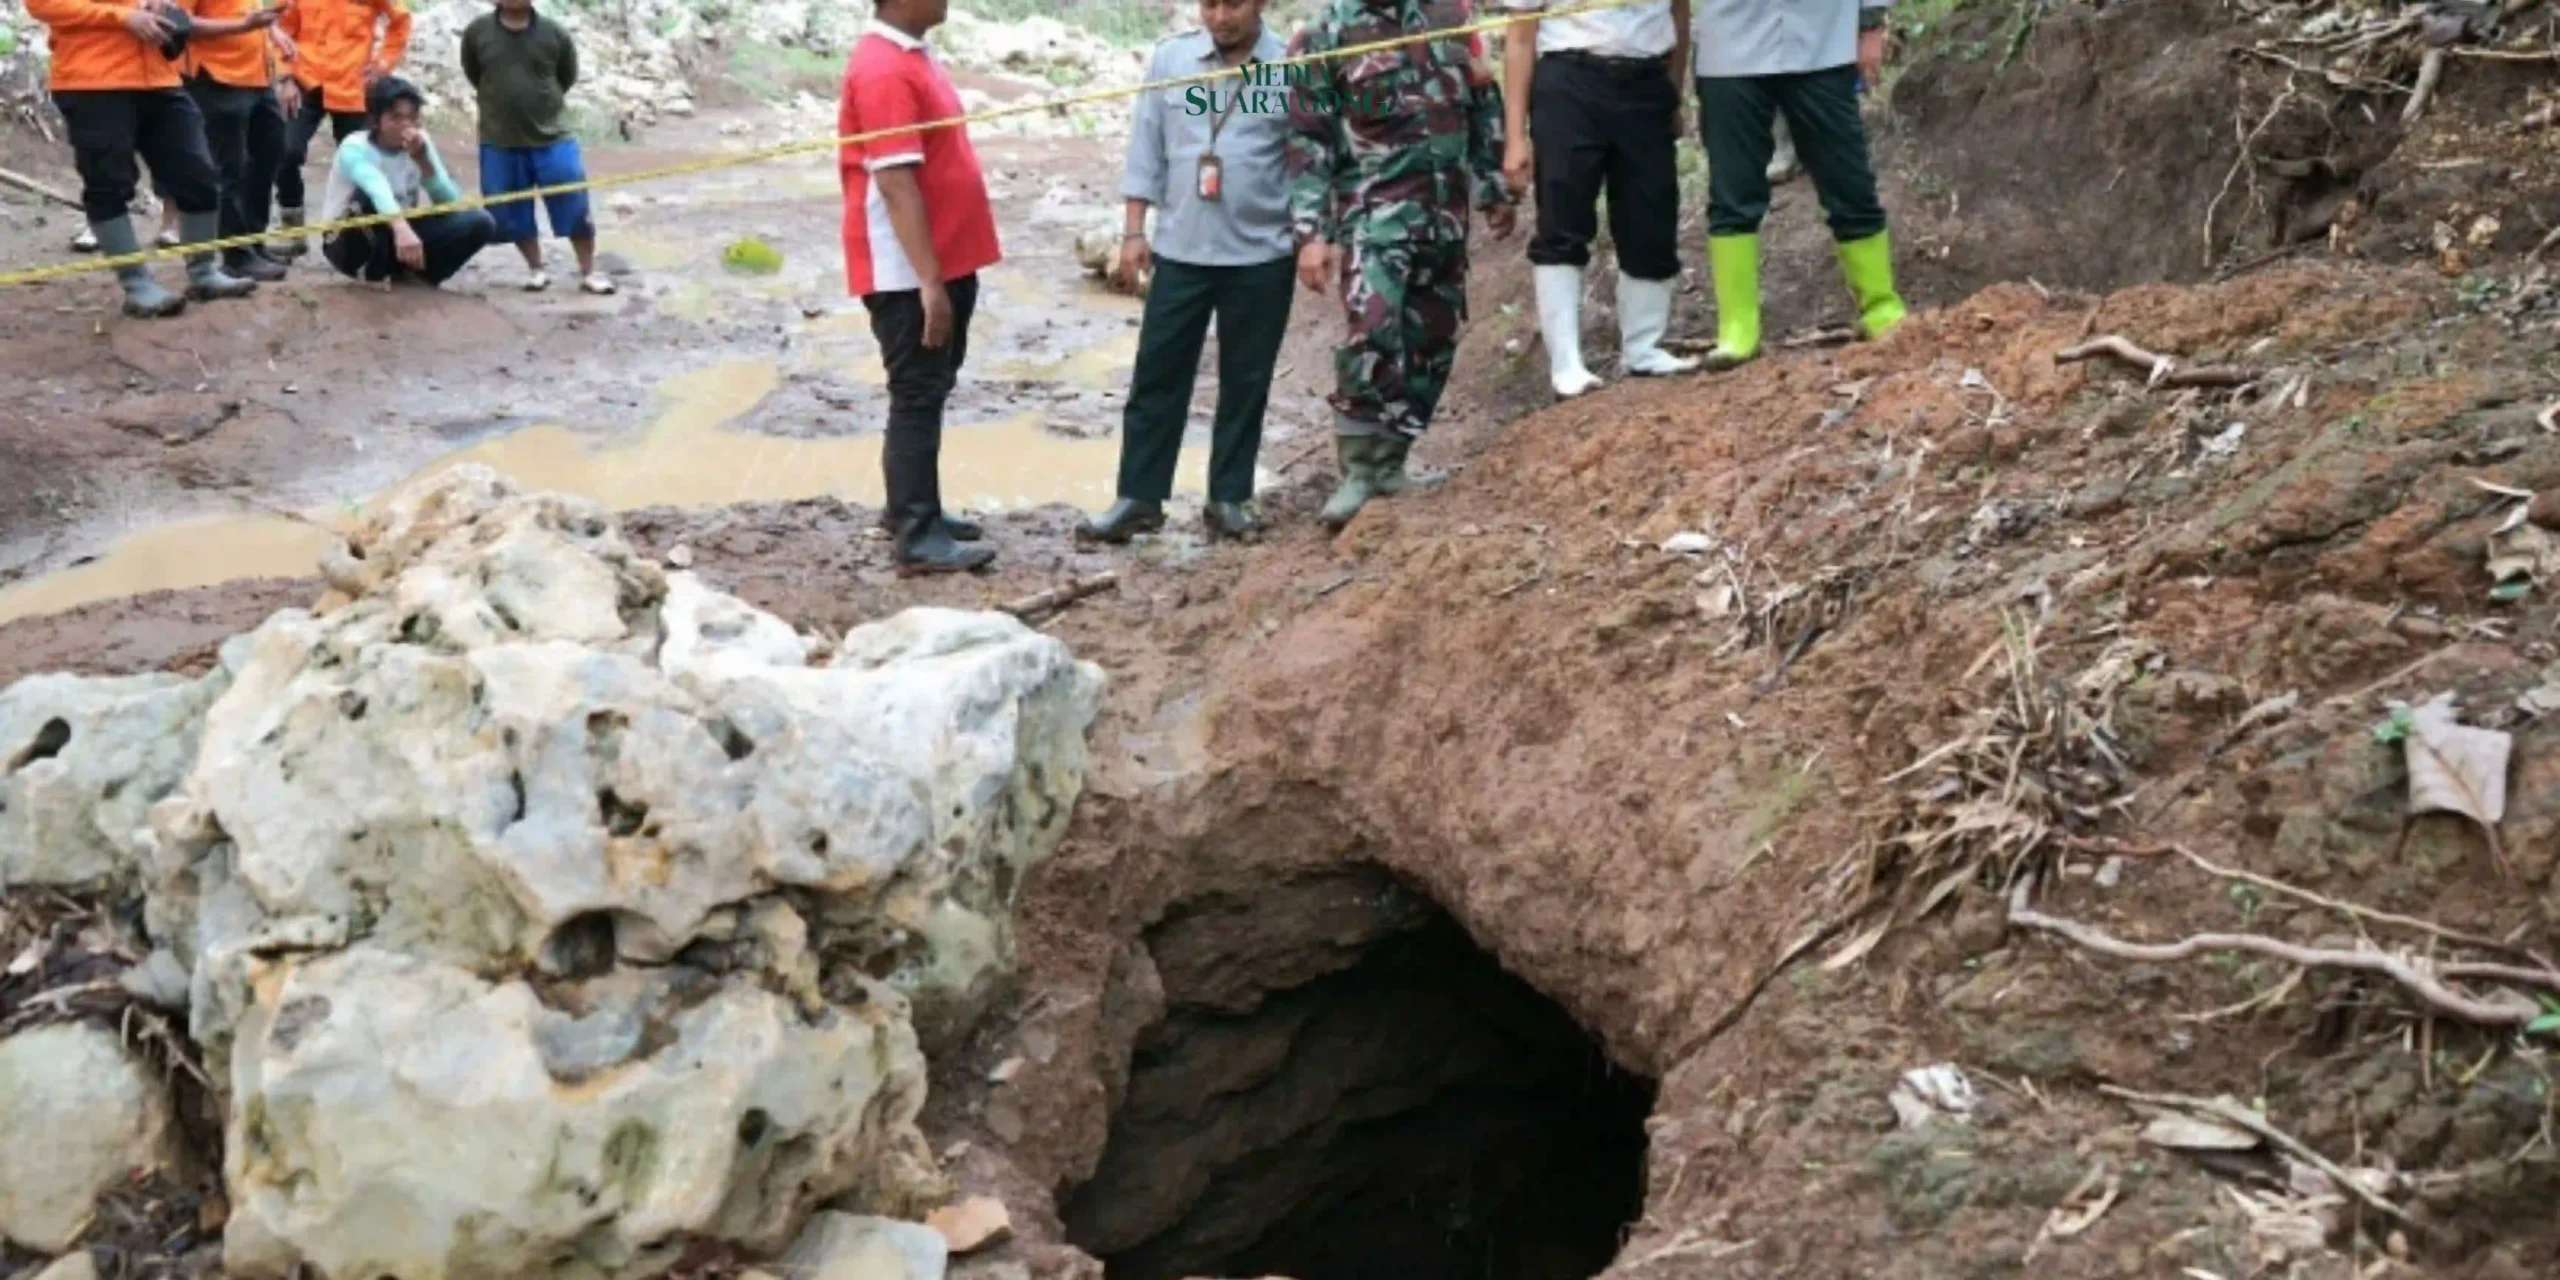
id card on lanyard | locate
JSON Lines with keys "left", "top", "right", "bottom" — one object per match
{"left": 1196, "top": 56, "right": 1256, "bottom": 202}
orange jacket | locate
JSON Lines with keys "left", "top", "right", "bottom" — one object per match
{"left": 184, "top": 0, "right": 283, "bottom": 89}
{"left": 278, "top": 0, "right": 409, "bottom": 113}
{"left": 25, "top": 0, "right": 183, "bottom": 91}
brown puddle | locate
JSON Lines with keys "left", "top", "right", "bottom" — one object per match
{"left": 986, "top": 330, "right": 1142, "bottom": 390}
{"left": 0, "top": 359, "right": 1217, "bottom": 628}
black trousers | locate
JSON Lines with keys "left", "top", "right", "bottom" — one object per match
{"left": 183, "top": 76, "right": 287, "bottom": 243}
{"left": 322, "top": 193, "right": 499, "bottom": 285}
{"left": 276, "top": 87, "right": 365, "bottom": 211}
{"left": 1696, "top": 66, "right": 1886, "bottom": 240}
{"left": 861, "top": 273, "right": 982, "bottom": 519}
{"left": 1118, "top": 255, "right": 1294, "bottom": 504}
{"left": 52, "top": 87, "right": 220, "bottom": 223}
{"left": 1527, "top": 52, "right": 1683, "bottom": 280}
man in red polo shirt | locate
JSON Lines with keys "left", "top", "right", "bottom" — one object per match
{"left": 841, "top": 0, "right": 1001, "bottom": 574}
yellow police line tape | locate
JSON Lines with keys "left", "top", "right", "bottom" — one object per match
{"left": 0, "top": 0, "right": 1662, "bottom": 292}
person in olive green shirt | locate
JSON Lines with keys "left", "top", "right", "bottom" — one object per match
{"left": 460, "top": 0, "right": 614, "bottom": 293}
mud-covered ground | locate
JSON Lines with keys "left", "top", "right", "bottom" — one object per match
{"left": 8, "top": 9, "right": 2560, "bottom": 1280}
{"left": 9, "top": 259, "right": 2560, "bottom": 1280}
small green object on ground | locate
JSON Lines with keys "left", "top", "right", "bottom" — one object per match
{"left": 722, "top": 238, "right": 784, "bottom": 275}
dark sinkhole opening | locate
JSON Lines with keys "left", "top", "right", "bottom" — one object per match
{"left": 1060, "top": 864, "right": 1658, "bottom": 1280}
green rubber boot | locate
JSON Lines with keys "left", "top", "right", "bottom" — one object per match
{"left": 1836, "top": 230, "right": 1908, "bottom": 340}
{"left": 92, "top": 215, "right": 185, "bottom": 318}
{"left": 1372, "top": 434, "right": 1442, "bottom": 497}
{"left": 1318, "top": 434, "right": 1382, "bottom": 531}
{"left": 1705, "top": 233, "right": 1761, "bottom": 372}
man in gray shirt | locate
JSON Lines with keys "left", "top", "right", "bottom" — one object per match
{"left": 1080, "top": 0, "right": 1295, "bottom": 544}
{"left": 1692, "top": 0, "right": 1907, "bottom": 370}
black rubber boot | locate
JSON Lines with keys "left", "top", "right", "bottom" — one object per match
{"left": 1077, "top": 499, "right": 1166, "bottom": 544}
{"left": 873, "top": 509, "right": 983, "bottom": 542}
{"left": 893, "top": 507, "right": 995, "bottom": 575}
{"left": 93, "top": 216, "right": 185, "bottom": 318}
{"left": 1202, "top": 501, "right": 1260, "bottom": 542}
{"left": 225, "top": 248, "right": 289, "bottom": 282}
{"left": 271, "top": 206, "right": 309, "bottom": 259}
{"left": 182, "top": 211, "right": 257, "bottom": 301}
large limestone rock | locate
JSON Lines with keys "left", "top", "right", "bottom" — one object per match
{"left": 1, "top": 666, "right": 231, "bottom": 888}
{"left": 150, "top": 468, "right": 1100, "bottom": 1050}
{"left": 0, "top": 1023, "right": 178, "bottom": 1252}
{"left": 118, "top": 466, "right": 1102, "bottom": 1280}
{"left": 221, "top": 945, "right": 934, "bottom": 1280}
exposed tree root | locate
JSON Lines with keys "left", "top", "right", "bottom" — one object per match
{"left": 2066, "top": 837, "right": 2560, "bottom": 977}
{"left": 2402, "top": 47, "right": 2446, "bottom": 124}
{"left": 2056, "top": 336, "right": 2262, "bottom": 388}
{"left": 2006, "top": 881, "right": 2551, "bottom": 1026}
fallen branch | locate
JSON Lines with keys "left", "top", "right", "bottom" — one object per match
{"left": 1672, "top": 913, "right": 1851, "bottom": 1062}
{"left": 2163, "top": 842, "right": 2559, "bottom": 974}
{"left": 2056, "top": 336, "right": 2261, "bottom": 388}
{"left": 2539, "top": 399, "right": 2560, "bottom": 433}
{"left": 0, "top": 165, "right": 82, "bottom": 210}
{"left": 2403, "top": 47, "right": 2447, "bottom": 124}
{"left": 2100, "top": 1085, "right": 2411, "bottom": 1224}
{"left": 2450, "top": 46, "right": 2560, "bottom": 62}
{"left": 2019, "top": 911, "right": 2554, "bottom": 1009}
{"left": 2203, "top": 86, "right": 2300, "bottom": 266}
{"left": 2007, "top": 883, "right": 2550, "bottom": 1023}
{"left": 2214, "top": 243, "right": 2309, "bottom": 281}
{"left": 2235, "top": 46, "right": 2401, "bottom": 92}
{"left": 1779, "top": 324, "right": 1859, "bottom": 350}
{"left": 0, "top": 979, "right": 124, "bottom": 1036}
{"left": 999, "top": 571, "right": 1118, "bottom": 620}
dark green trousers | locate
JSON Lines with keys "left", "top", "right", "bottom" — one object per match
{"left": 1118, "top": 255, "right": 1296, "bottom": 504}
{"left": 1695, "top": 65, "right": 1887, "bottom": 241}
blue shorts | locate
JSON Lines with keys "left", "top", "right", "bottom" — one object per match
{"left": 479, "top": 139, "right": 595, "bottom": 242}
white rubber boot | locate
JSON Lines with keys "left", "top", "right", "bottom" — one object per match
{"left": 1533, "top": 264, "right": 1602, "bottom": 399}
{"left": 1618, "top": 271, "right": 1699, "bottom": 376}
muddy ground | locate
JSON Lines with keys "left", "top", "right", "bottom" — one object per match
{"left": 7, "top": 7, "right": 2560, "bottom": 1280}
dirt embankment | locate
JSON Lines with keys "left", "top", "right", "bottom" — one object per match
{"left": 1887, "top": 0, "right": 2560, "bottom": 290}
{"left": 11, "top": 259, "right": 2559, "bottom": 1280}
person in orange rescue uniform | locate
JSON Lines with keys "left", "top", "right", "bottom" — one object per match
{"left": 181, "top": 0, "right": 297, "bottom": 281}
{"left": 24, "top": 0, "right": 273, "bottom": 317}
{"left": 270, "top": 0, "right": 411, "bottom": 257}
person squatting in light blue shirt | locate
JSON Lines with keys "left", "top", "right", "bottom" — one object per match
{"left": 318, "top": 75, "right": 498, "bottom": 286}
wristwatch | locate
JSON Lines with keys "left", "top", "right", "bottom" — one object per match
{"left": 1858, "top": 8, "right": 1885, "bottom": 31}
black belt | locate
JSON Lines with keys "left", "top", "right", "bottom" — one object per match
{"left": 1544, "top": 49, "right": 1669, "bottom": 74}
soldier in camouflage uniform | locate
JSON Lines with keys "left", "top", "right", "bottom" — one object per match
{"left": 1285, "top": 0, "right": 1517, "bottom": 530}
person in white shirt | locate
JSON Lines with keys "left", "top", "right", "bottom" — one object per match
{"left": 1500, "top": 0, "right": 1698, "bottom": 400}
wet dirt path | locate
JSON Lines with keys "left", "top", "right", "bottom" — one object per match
{"left": 0, "top": 99, "right": 1340, "bottom": 627}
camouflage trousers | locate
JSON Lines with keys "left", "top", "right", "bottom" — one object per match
{"left": 1329, "top": 235, "right": 1469, "bottom": 441}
